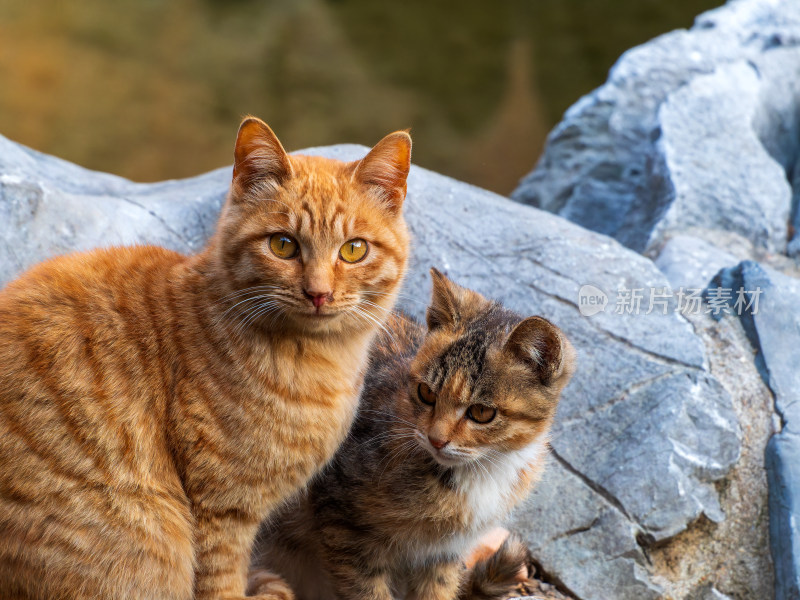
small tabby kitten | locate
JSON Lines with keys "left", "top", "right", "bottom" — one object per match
{"left": 0, "top": 117, "right": 411, "bottom": 600}
{"left": 249, "top": 269, "right": 575, "bottom": 600}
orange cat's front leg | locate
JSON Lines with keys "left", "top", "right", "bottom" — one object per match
{"left": 193, "top": 510, "right": 293, "bottom": 600}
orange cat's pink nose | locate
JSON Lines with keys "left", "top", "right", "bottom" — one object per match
{"left": 428, "top": 436, "right": 449, "bottom": 450}
{"left": 304, "top": 290, "right": 332, "bottom": 308}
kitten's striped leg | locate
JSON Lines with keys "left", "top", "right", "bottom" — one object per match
{"left": 321, "top": 557, "right": 394, "bottom": 600}
{"left": 246, "top": 569, "right": 295, "bottom": 600}
{"left": 406, "top": 559, "right": 463, "bottom": 600}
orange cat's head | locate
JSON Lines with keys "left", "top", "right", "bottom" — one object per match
{"left": 406, "top": 270, "right": 575, "bottom": 467}
{"left": 209, "top": 116, "right": 411, "bottom": 335}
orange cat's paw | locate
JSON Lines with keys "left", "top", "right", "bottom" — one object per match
{"left": 246, "top": 569, "right": 296, "bottom": 600}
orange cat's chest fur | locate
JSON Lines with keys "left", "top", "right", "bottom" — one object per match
{"left": 1, "top": 245, "right": 366, "bottom": 498}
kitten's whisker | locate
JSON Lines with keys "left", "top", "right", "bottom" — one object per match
{"left": 377, "top": 438, "right": 419, "bottom": 475}
{"left": 377, "top": 439, "right": 422, "bottom": 484}
{"left": 475, "top": 459, "right": 491, "bottom": 480}
{"left": 358, "top": 409, "right": 418, "bottom": 430}
{"left": 358, "top": 429, "right": 415, "bottom": 447}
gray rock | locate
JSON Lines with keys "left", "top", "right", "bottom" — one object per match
{"left": 789, "top": 154, "right": 800, "bottom": 258}
{"left": 0, "top": 133, "right": 228, "bottom": 287}
{"left": 0, "top": 137, "right": 742, "bottom": 599}
{"left": 767, "top": 432, "right": 800, "bottom": 600}
{"left": 510, "top": 459, "right": 662, "bottom": 600}
{"left": 707, "top": 261, "right": 800, "bottom": 419}
{"left": 512, "top": 0, "right": 800, "bottom": 258}
{"left": 654, "top": 235, "right": 739, "bottom": 292}
{"left": 707, "top": 261, "right": 800, "bottom": 599}
{"left": 649, "top": 60, "right": 791, "bottom": 254}
{"left": 687, "top": 583, "right": 734, "bottom": 600}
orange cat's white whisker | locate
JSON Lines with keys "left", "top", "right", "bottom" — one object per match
{"left": 220, "top": 293, "right": 280, "bottom": 320}
{"left": 351, "top": 305, "right": 392, "bottom": 341}
{"left": 216, "top": 283, "right": 283, "bottom": 303}
{"left": 234, "top": 301, "right": 283, "bottom": 335}
{"left": 361, "top": 289, "right": 427, "bottom": 307}
{"left": 228, "top": 297, "right": 281, "bottom": 324}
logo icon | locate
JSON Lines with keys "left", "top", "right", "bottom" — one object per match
{"left": 578, "top": 284, "right": 608, "bottom": 317}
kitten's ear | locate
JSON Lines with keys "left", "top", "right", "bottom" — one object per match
{"left": 426, "top": 268, "right": 472, "bottom": 331}
{"left": 505, "top": 317, "right": 575, "bottom": 387}
{"left": 352, "top": 131, "right": 411, "bottom": 212}
{"left": 232, "top": 116, "right": 293, "bottom": 195}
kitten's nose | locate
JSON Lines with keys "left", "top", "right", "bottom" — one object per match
{"left": 428, "top": 436, "right": 449, "bottom": 450}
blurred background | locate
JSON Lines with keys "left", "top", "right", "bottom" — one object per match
{"left": 0, "top": 0, "right": 720, "bottom": 195}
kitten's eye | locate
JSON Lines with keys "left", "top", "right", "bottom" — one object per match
{"left": 466, "top": 405, "right": 496, "bottom": 424}
{"left": 339, "top": 239, "right": 368, "bottom": 263}
{"left": 417, "top": 383, "right": 436, "bottom": 406}
{"left": 269, "top": 234, "right": 299, "bottom": 259}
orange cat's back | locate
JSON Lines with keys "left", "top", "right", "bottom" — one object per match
{"left": 0, "top": 246, "right": 195, "bottom": 600}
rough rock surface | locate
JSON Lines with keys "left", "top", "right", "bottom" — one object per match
{"left": 0, "top": 135, "right": 744, "bottom": 599}
{"left": 687, "top": 584, "right": 734, "bottom": 600}
{"left": 513, "top": 1, "right": 800, "bottom": 595}
{"left": 512, "top": 0, "right": 800, "bottom": 258}
{"left": 649, "top": 309, "right": 774, "bottom": 599}
{"left": 0, "top": 136, "right": 226, "bottom": 285}
{"left": 654, "top": 235, "right": 739, "bottom": 291}
{"left": 708, "top": 261, "right": 800, "bottom": 599}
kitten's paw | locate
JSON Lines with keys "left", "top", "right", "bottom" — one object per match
{"left": 246, "top": 569, "right": 295, "bottom": 600}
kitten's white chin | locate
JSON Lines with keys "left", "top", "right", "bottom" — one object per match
{"left": 431, "top": 453, "right": 465, "bottom": 467}
{"left": 425, "top": 446, "right": 473, "bottom": 468}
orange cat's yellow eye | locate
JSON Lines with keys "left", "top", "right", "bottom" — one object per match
{"left": 466, "top": 404, "right": 496, "bottom": 424}
{"left": 339, "top": 239, "right": 368, "bottom": 263}
{"left": 269, "top": 234, "right": 299, "bottom": 259}
{"left": 417, "top": 383, "right": 437, "bottom": 406}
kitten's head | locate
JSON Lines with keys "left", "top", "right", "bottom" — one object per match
{"left": 407, "top": 269, "right": 575, "bottom": 467}
{"left": 211, "top": 117, "right": 410, "bottom": 334}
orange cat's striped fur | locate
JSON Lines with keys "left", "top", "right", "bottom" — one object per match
{"left": 0, "top": 117, "right": 411, "bottom": 600}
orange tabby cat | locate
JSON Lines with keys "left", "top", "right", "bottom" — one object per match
{"left": 0, "top": 117, "right": 411, "bottom": 600}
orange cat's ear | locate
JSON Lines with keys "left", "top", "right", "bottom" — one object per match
{"left": 232, "top": 116, "right": 293, "bottom": 195}
{"left": 352, "top": 131, "right": 411, "bottom": 212}
{"left": 504, "top": 317, "right": 575, "bottom": 387}
{"left": 426, "top": 267, "right": 470, "bottom": 331}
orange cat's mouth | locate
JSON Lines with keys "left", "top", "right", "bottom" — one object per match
{"left": 297, "top": 306, "right": 341, "bottom": 322}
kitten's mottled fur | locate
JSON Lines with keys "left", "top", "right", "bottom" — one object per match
{"left": 0, "top": 118, "right": 411, "bottom": 600}
{"left": 249, "top": 270, "right": 575, "bottom": 600}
